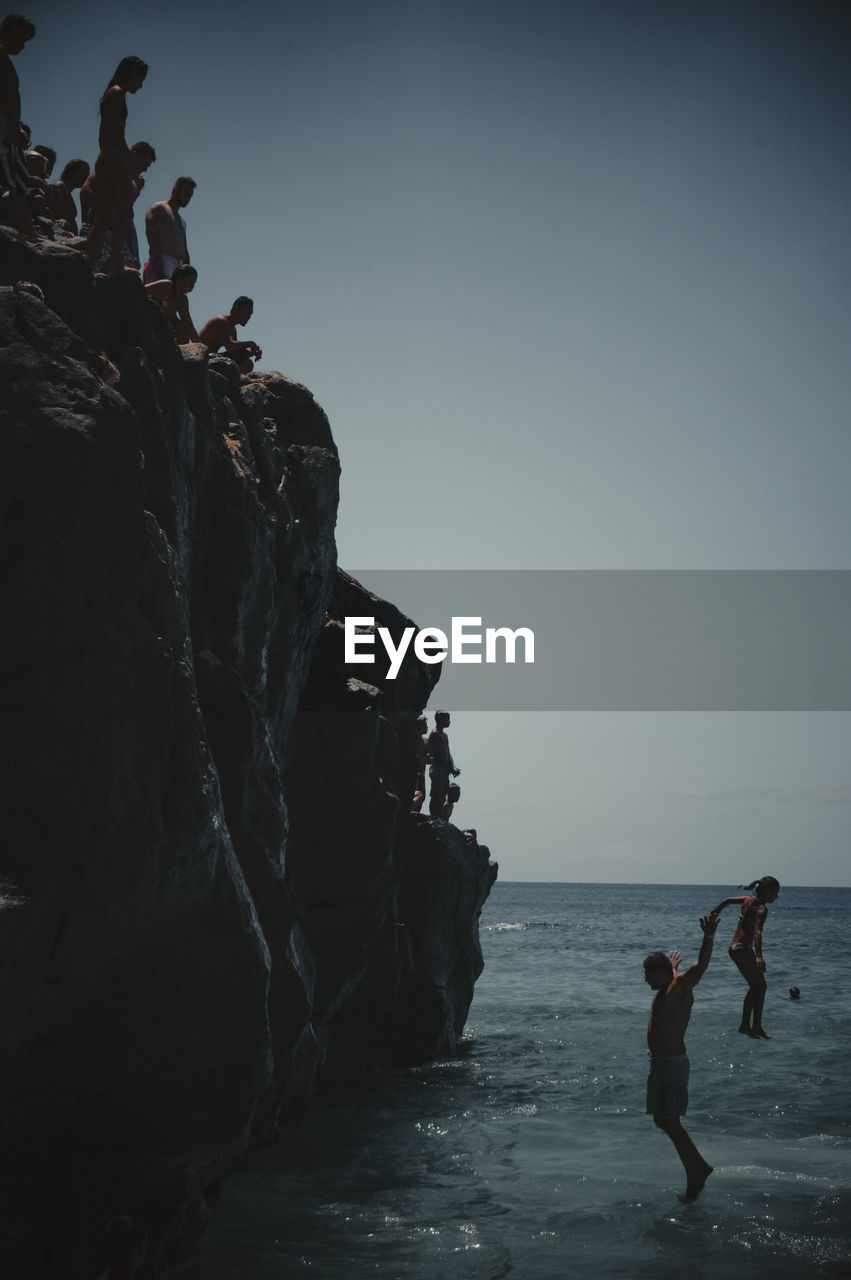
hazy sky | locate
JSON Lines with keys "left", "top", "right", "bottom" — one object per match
{"left": 23, "top": 0, "right": 851, "bottom": 883}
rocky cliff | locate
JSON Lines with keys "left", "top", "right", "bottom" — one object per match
{"left": 0, "top": 225, "right": 497, "bottom": 1272}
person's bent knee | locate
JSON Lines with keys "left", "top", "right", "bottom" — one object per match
{"left": 653, "top": 1114, "right": 677, "bottom": 1132}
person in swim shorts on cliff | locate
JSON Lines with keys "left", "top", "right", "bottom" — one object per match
{"left": 426, "top": 709, "right": 460, "bottom": 820}
{"left": 199, "top": 296, "right": 262, "bottom": 373}
{"left": 644, "top": 912, "right": 718, "bottom": 1200}
{"left": 143, "top": 174, "right": 195, "bottom": 281}
{"left": 709, "top": 875, "right": 780, "bottom": 1039}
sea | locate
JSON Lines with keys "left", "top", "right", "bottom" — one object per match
{"left": 173, "top": 883, "right": 851, "bottom": 1279}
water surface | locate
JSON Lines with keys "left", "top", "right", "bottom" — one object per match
{"left": 174, "top": 883, "right": 851, "bottom": 1277}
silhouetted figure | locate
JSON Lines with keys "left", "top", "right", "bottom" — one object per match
{"left": 81, "top": 140, "right": 155, "bottom": 272}
{"left": 146, "top": 263, "right": 199, "bottom": 343}
{"left": 789, "top": 986, "right": 800, "bottom": 1000}
{"left": 92, "top": 1216, "right": 147, "bottom": 1280}
{"left": 444, "top": 781, "right": 461, "bottom": 821}
{"left": 31, "top": 141, "right": 54, "bottom": 175}
{"left": 709, "top": 876, "right": 780, "bottom": 1039}
{"left": 22, "top": 146, "right": 44, "bottom": 177}
{"left": 46, "top": 157, "right": 89, "bottom": 233}
{"left": 0, "top": 14, "right": 37, "bottom": 240}
{"left": 22, "top": 144, "right": 49, "bottom": 215}
{"left": 644, "top": 915, "right": 718, "bottom": 1201}
{"left": 427, "top": 710, "right": 460, "bottom": 819}
{"left": 411, "top": 715, "right": 428, "bottom": 811}
{"left": 84, "top": 55, "right": 148, "bottom": 274}
{"left": 143, "top": 175, "right": 195, "bottom": 281}
{"left": 199, "top": 295, "right": 262, "bottom": 373}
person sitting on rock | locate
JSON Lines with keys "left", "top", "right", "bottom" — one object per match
{"left": 23, "top": 146, "right": 45, "bottom": 177}
{"left": 22, "top": 146, "right": 50, "bottom": 215}
{"left": 143, "top": 174, "right": 195, "bottom": 281}
{"left": 199, "top": 296, "right": 262, "bottom": 373}
{"left": 31, "top": 141, "right": 54, "bottom": 175}
{"left": 0, "top": 14, "right": 37, "bottom": 241}
{"left": 46, "top": 157, "right": 90, "bottom": 234}
{"left": 145, "top": 263, "right": 199, "bottom": 344}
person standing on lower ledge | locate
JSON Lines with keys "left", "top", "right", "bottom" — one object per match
{"left": 643, "top": 913, "right": 718, "bottom": 1200}
{"left": 426, "top": 709, "right": 460, "bottom": 819}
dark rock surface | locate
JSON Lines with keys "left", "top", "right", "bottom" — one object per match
{"left": 0, "top": 226, "right": 497, "bottom": 1272}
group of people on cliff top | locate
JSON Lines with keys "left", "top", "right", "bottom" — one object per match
{"left": 644, "top": 875, "right": 784, "bottom": 1201}
{"left": 0, "top": 16, "right": 263, "bottom": 373}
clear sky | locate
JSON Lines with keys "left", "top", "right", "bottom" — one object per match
{"left": 22, "top": 0, "right": 851, "bottom": 884}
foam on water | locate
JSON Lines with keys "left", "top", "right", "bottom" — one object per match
{"left": 174, "top": 884, "right": 851, "bottom": 1278}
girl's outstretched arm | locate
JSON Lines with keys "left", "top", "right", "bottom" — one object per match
{"left": 709, "top": 895, "right": 746, "bottom": 916}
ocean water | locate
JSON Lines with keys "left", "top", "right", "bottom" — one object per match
{"left": 174, "top": 884, "right": 851, "bottom": 1278}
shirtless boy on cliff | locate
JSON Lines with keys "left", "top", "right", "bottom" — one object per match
{"left": 199, "top": 296, "right": 262, "bottom": 373}
{"left": 643, "top": 913, "right": 718, "bottom": 1200}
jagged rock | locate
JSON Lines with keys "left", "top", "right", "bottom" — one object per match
{"left": 0, "top": 223, "right": 496, "bottom": 1272}
{"left": 0, "top": 275, "right": 275, "bottom": 1264}
{"left": 392, "top": 820, "right": 498, "bottom": 1061}
{"left": 285, "top": 573, "right": 497, "bottom": 1078}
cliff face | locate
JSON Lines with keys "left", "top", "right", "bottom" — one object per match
{"left": 0, "top": 227, "right": 496, "bottom": 1271}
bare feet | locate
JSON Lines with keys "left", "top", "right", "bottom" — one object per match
{"left": 751, "top": 1028, "right": 772, "bottom": 1039}
{"left": 738, "top": 1024, "right": 751, "bottom": 1035}
{"left": 682, "top": 1163, "right": 714, "bottom": 1201}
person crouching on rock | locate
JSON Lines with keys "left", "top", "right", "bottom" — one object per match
{"left": 199, "top": 295, "right": 262, "bottom": 373}
{"left": 146, "top": 263, "right": 200, "bottom": 344}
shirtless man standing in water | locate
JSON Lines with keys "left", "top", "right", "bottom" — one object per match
{"left": 643, "top": 913, "right": 719, "bottom": 1200}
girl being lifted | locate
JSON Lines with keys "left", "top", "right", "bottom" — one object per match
{"left": 709, "top": 876, "right": 780, "bottom": 1040}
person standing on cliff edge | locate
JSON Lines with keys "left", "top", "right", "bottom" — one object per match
{"left": 0, "top": 14, "right": 37, "bottom": 241}
{"left": 426, "top": 710, "right": 460, "bottom": 820}
{"left": 84, "top": 55, "right": 148, "bottom": 275}
{"left": 643, "top": 913, "right": 718, "bottom": 1201}
{"left": 143, "top": 175, "right": 195, "bottom": 281}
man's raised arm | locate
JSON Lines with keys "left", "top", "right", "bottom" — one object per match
{"left": 679, "top": 915, "right": 720, "bottom": 990}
